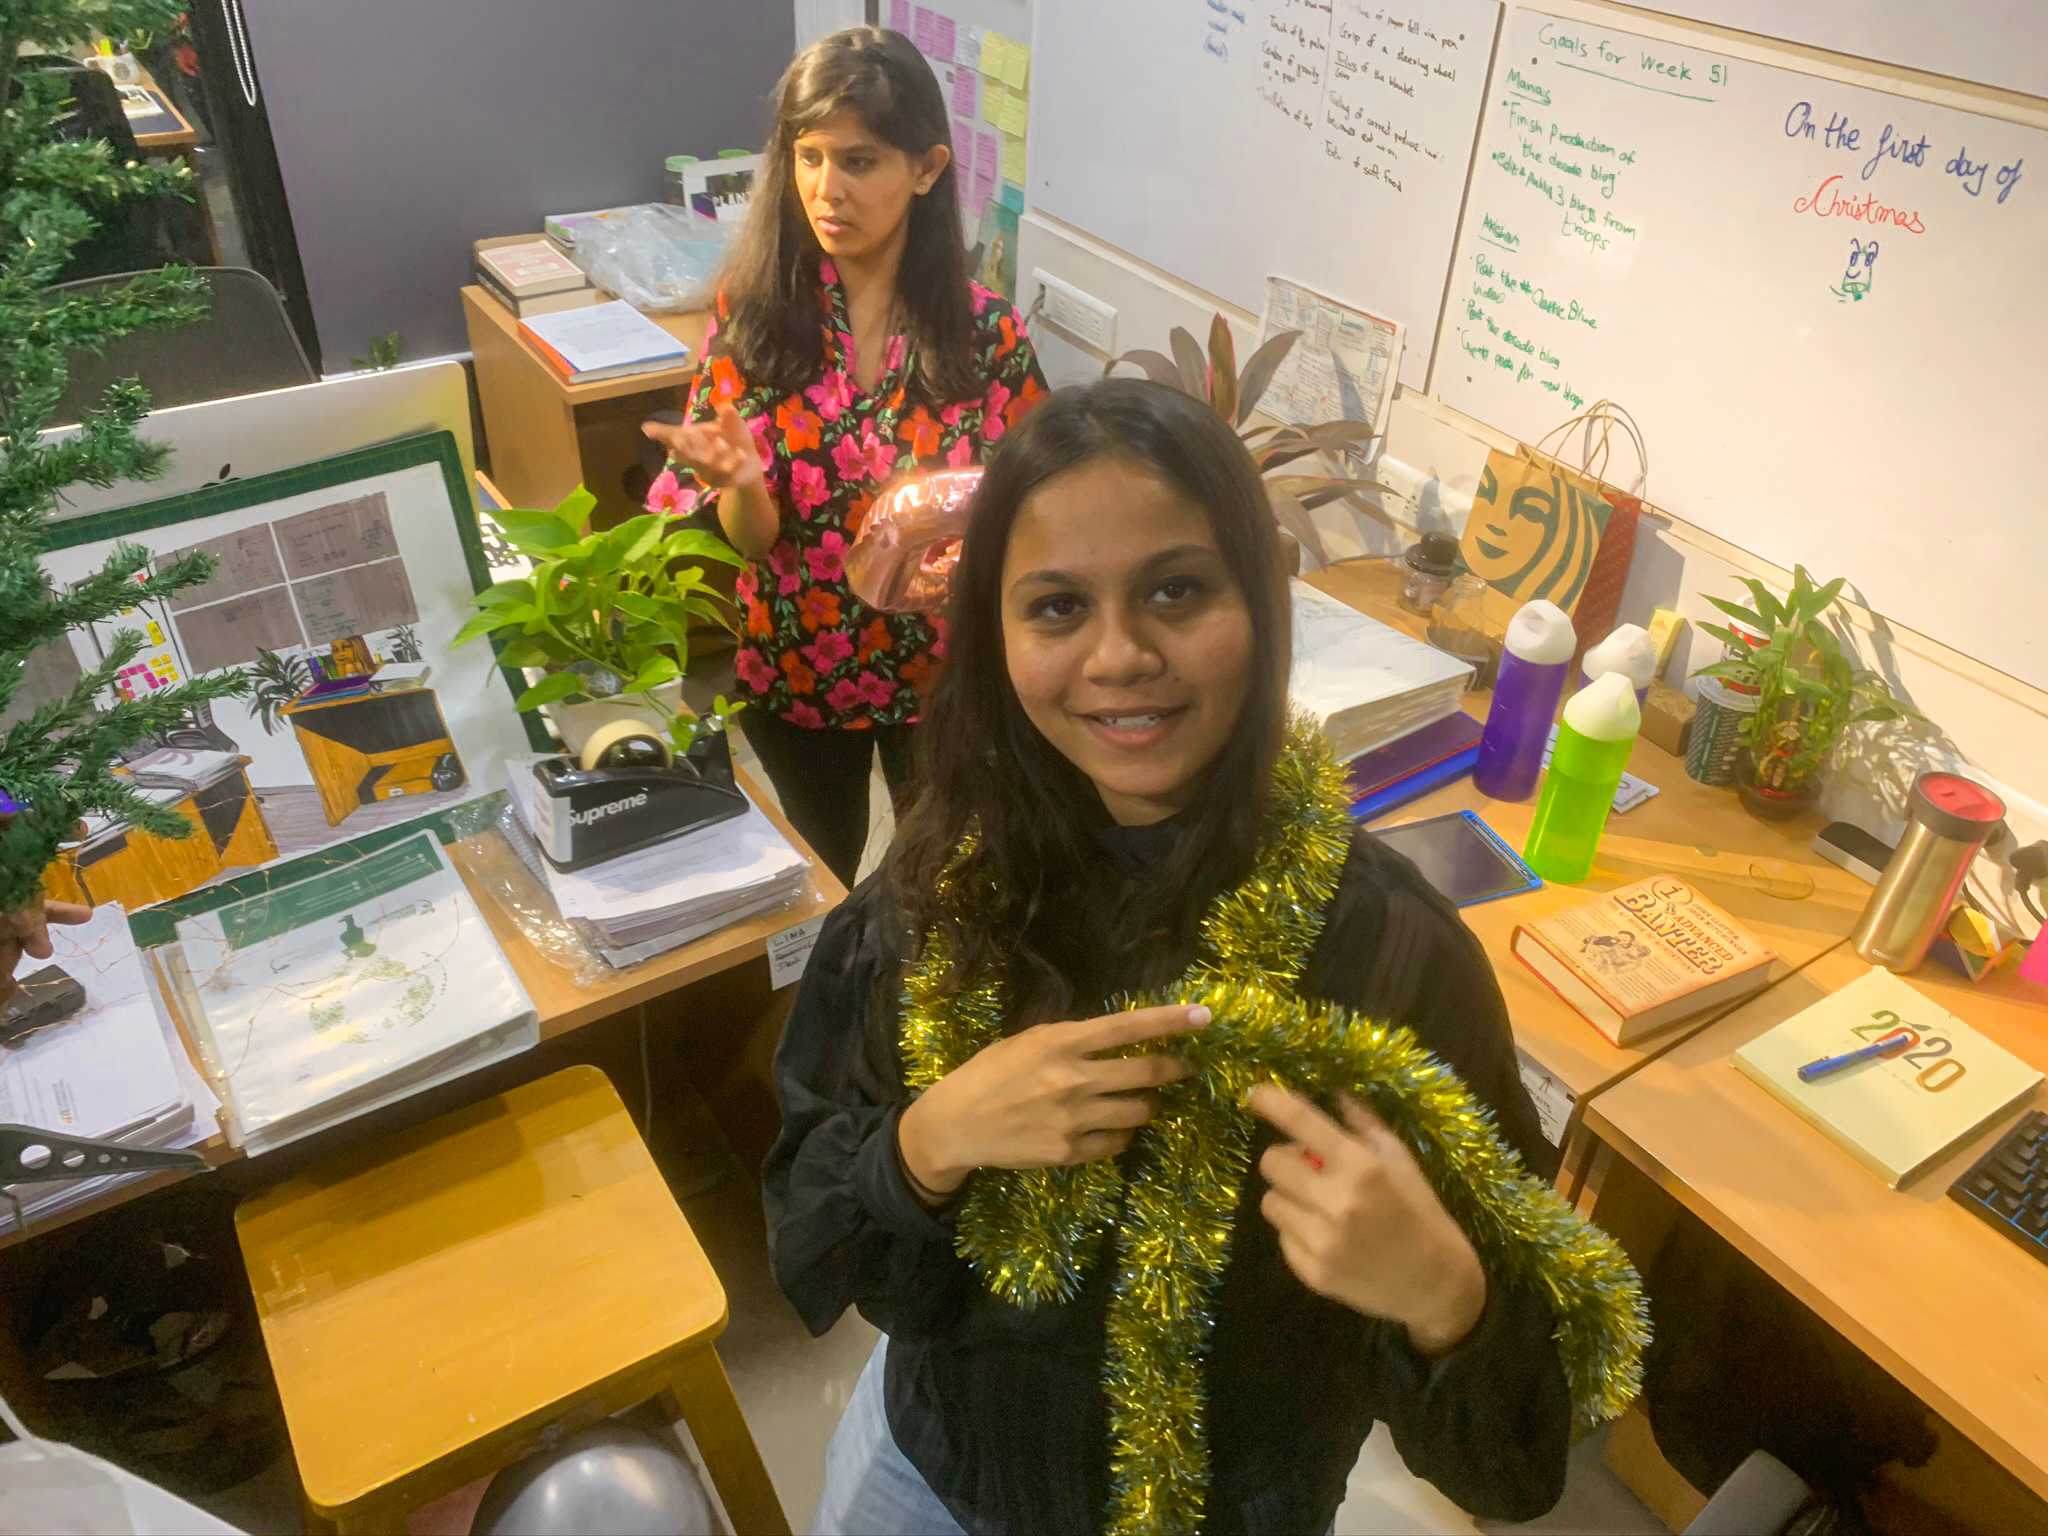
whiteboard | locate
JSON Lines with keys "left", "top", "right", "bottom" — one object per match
{"left": 1030, "top": 0, "right": 1503, "bottom": 389}
{"left": 1636, "top": 3, "right": 2048, "bottom": 101}
{"left": 1437, "top": 9, "right": 2045, "bottom": 689}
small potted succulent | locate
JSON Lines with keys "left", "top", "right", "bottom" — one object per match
{"left": 454, "top": 487, "right": 745, "bottom": 757}
{"left": 1694, "top": 567, "right": 1922, "bottom": 820}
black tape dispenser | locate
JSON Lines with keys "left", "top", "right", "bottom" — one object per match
{"left": 529, "top": 720, "right": 747, "bottom": 871}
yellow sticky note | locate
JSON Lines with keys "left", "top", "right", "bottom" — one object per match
{"left": 980, "top": 79, "right": 1003, "bottom": 126}
{"left": 1001, "top": 39, "right": 1030, "bottom": 90}
{"left": 980, "top": 29, "right": 1007, "bottom": 77}
{"left": 998, "top": 87, "right": 1029, "bottom": 138}
{"left": 1001, "top": 132, "right": 1027, "bottom": 184}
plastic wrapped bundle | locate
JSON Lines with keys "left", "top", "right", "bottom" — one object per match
{"left": 845, "top": 467, "right": 982, "bottom": 614}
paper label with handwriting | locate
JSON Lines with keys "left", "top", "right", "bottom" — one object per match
{"left": 769, "top": 915, "right": 827, "bottom": 990}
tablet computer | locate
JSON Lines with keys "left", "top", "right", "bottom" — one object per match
{"left": 1371, "top": 809, "right": 1542, "bottom": 908}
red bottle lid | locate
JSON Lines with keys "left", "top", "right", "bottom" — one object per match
{"left": 1910, "top": 772, "right": 2005, "bottom": 842}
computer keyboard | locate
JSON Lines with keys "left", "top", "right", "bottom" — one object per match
{"left": 1948, "top": 1107, "right": 2048, "bottom": 1264}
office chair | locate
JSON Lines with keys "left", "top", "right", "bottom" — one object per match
{"left": 47, "top": 266, "right": 316, "bottom": 427}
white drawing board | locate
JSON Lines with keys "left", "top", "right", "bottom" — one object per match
{"left": 1030, "top": 0, "right": 1503, "bottom": 388}
{"left": 1437, "top": 9, "right": 2046, "bottom": 688}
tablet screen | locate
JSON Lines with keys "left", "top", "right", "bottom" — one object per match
{"left": 1372, "top": 811, "right": 1540, "bottom": 908}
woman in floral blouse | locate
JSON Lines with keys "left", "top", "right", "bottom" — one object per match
{"left": 644, "top": 26, "right": 1046, "bottom": 885}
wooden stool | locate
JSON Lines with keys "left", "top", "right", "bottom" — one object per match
{"left": 234, "top": 1065, "right": 787, "bottom": 1536}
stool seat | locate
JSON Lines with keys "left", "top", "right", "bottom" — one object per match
{"left": 236, "top": 1065, "right": 785, "bottom": 1534}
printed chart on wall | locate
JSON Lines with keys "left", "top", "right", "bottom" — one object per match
{"left": 1032, "top": 0, "right": 1502, "bottom": 389}
{"left": 22, "top": 432, "right": 543, "bottom": 916}
{"left": 1437, "top": 10, "right": 2046, "bottom": 689}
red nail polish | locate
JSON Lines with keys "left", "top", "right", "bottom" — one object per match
{"left": 1303, "top": 1151, "right": 1324, "bottom": 1172}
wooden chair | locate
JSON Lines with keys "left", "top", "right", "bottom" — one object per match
{"left": 234, "top": 1065, "right": 786, "bottom": 1535}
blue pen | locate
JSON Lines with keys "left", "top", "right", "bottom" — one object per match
{"left": 1797, "top": 1028, "right": 1916, "bottom": 1083}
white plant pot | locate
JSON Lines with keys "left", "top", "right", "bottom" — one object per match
{"left": 542, "top": 681, "right": 683, "bottom": 758}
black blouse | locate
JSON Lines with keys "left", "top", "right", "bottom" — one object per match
{"left": 762, "top": 823, "right": 1572, "bottom": 1535}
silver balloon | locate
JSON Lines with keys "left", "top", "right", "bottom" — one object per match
{"left": 471, "top": 1422, "right": 718, "bottom": 1536}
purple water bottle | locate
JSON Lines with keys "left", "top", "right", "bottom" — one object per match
{"left": 1472, "top": 599, "right": 1575, "bottom": 801}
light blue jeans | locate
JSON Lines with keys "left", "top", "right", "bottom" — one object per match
{"left": 812, "top": 1336, "right": 966, "bottom": 1536}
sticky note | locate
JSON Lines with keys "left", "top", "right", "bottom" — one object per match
{"left": 973, "top": 128, "right": 1000, "bottom": 206}
{"left": 932, "top": 11, "right": 956, "bottom": 61}
{"left": 1001, "top": 132, "right": 1027, "bottom": 184}
{"left": 1001, "top": 39, "right": 1031, "bottom": 90}
{"left": 980, "top": 29, "right": 1007, "bottom": 77}
{"left": 913, "top": 5, "right": 936, "bottom": 52}
{"left": 951, "top": 115, "right": 975, "bottom": 177}
{"left": 889, "top": 0, "right": 909, "bottom": 32}
{"left": 1000, "top": 181, "right": 1025, "bottom": 215}
{"left": 950, "top": 62, "right": 978, "bottom": 116}
{"left": 960, "top": 25, "right": 984, "bottom": 64}
{"left": 997, "top": 86, "right": 1029, "bottom": 138}
{"left": 981, "top": 79, "right": 1007, "bottom": 126}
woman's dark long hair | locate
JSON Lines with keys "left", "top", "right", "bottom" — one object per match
{"left": 720, "top": 27, "right": 979, "bottom": 402}
{"left": 885, "top": 379, "right": 1294, "bottom": 1025}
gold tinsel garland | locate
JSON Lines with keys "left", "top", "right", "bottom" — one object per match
{"left": 900, "top": 718, "right": 1649, "bottom": 1535}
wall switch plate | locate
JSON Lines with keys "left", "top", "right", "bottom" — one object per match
{"left": 1030, "top": 268, "right": 1117, "bottom": 354}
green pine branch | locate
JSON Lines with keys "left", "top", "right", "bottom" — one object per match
{"left": 0, "top": 0, "right": 237, "bottom": 907}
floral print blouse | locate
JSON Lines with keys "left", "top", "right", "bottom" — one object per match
{"left": 648, "top": 261, "right": 1046, "bottom": 730}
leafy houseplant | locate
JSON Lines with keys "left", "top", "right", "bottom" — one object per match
{"left": 1106, "top": 313, "right": 1387, "bottom": 567}
{"left": 248, "top": 648, "right": 312, "bottom": 735}
{"left": 454, "top": 487, "right": 745, "bottom": 754}
{"left": 1694, "top": 567, "right": 1921, "bottom": 820}
{"left": 0, "top": 0, "right": 251, "bottom": 910}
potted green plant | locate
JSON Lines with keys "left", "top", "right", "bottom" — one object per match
{"left": 1694, "top": 567, "right": 1922, "bottom": 820}
{"left": 453, "top": 487, "right": 745, "bottom": 757}
{"left": 1106, "top": 314, "right": 1388, "bottom": 567}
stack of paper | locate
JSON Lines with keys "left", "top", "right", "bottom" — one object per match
{"left": 0, "top": 906, "right": 213, "bottom": 1225}
{"left": 162, "top": 833, "right": 536, "bottom": 1154}
{"left": 518, "top": 301, "right": 689, "bottom": 385}
{"left": 1288, "top": 580, "right": 1475, "bottom": 761}
{"left": 504, "top": 759, "right": 808, "bottom": 968}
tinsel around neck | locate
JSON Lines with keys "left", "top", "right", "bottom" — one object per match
{"left": 899, "top": 716, "right": 1648, "bottom": 1535}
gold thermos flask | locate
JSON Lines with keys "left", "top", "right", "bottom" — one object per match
{"left": 1851, "top": 772, "right": 2006, "bottom": 972}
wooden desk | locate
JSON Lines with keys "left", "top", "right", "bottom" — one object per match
{"left": 282, "top": 685, "right": 464, "bottom": 827}
{"left": 0, "top": 765, "right": 842, "bottom": 1254}
{"left": 462, "top": 284, "right": 706, "bottom": 523}
{"left": 1585, "top": 951, "right": 2048, "bottom": 1504}
{"left": 1307, "top": 561, "right": 1872, "bottom": 1175}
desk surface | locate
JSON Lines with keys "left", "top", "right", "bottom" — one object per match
{"left": 460, "top": 284, "right": 705, "bottom": 407}
{"left": 0, "top": 767, "right": 843, "bottom": 1251}
{"left": 1586, "top": 949, "right": 2048, "bottom": 1501}
{"left": 128, "top": 64, "right": 197, "bottom": 150}
{"left": 1308, "top": 561, "right": 1872, "bottom": 1109}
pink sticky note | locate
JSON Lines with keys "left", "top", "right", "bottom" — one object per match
{"left": 889, "top": 0, "right": 909, "bottom": 32}
{"left": 932, "top": 12, "right": 957, "bottom": 61}
{"left": 951, "top": 115, "right": 976, "bottom": 175}
{"left": 951, "top": 62, "right": 978, "bottom": 116}
{"left": 973, "top": 128, "right": 1000, "bottom": 205}
{"left": 2023, "top": 921, "right": 2048, "bottom": 986}
{"left": 913, "top": 6, "right": 936, "bottom": 52}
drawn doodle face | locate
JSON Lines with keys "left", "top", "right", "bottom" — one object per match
{"left": 1844, "top": 237, "right": 1879, "bottom": 284}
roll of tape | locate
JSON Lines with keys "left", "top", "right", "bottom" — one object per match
{"left": 578, "top": 719, "right": 673, "bottom": 772}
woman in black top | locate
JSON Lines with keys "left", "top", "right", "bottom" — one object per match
{"left": 764, "top": 379, "right": 1574, "bottom": 1535}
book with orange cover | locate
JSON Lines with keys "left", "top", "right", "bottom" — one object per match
{"left": 1512, "top": 876, "right": 1776, "bottom": 1046}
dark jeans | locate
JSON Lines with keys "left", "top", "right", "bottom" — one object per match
{"left": 742, "top": 710, "right": 915, "bottom": 889}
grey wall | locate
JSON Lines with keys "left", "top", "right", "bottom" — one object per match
{"left": 247, "top": 1, "right": 795, "bottom": 366}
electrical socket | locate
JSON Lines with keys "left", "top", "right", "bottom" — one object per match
{"left": 1030, "top": 268, "right": 1117, "bottom": 354}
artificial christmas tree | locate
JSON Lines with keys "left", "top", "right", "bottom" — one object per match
{"left": 0, "top": 0, "right": 250, "bottom": 909}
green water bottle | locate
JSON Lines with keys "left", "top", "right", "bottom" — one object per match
{"left": 1524, "top": 672, "right": 1641, "bottom": 884}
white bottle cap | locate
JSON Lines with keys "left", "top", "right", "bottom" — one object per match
{"left": 1561, "top": 671, "right": 1641, "bottom": 741}
{"left": 1583, "top": 623, "right": 1657, "bottom": 690}
{"left": 1503, "top": 599, "right": 1577, "bottom": 666}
